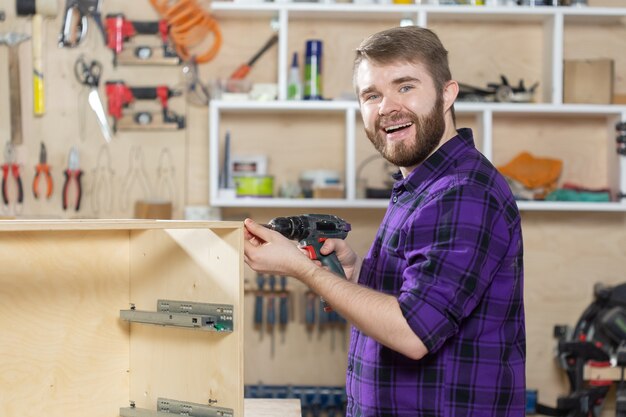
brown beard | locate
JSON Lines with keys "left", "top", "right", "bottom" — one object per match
{"left": 365, "top": 94, "right": 446, "bottom": 168}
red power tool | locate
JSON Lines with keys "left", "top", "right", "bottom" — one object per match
{"left": 105, "top": 13, "right": 180, "bottom": 66}
{"left": 105, "top": 81, "right": 185, "bottom": 132}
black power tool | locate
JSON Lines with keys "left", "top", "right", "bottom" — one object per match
{"left": 264, "top": 214, "right": 351, "bottom": 312}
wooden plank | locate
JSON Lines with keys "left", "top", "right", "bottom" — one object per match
{"left": 0, "top": 230, "right": 130, "bottom": 417}
{"left": 0, "top": 220, "right": 242, "bottom": 231}
{"left": 244, "top": 399, "right": 301, "bottom": 417}
{"left": 128, "top": 227, "right": 244, "bottom": 416}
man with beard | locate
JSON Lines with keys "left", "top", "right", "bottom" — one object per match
{"left": 243, "top": 26, "right": 525, "bottom": 417}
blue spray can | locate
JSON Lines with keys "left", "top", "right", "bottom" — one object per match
{"left": 304, "top": 40, "right": 323, "bottom": 100}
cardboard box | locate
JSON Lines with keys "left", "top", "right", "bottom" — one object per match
{"left": 563, "top": 59, "right": 614, "bottom": 104}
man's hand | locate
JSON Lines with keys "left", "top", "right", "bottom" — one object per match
{"left": 243, "top": 218, "right": 317, "bottom": 278}
{"left": 319, "top": 238, "right": 360, "bottom": 283}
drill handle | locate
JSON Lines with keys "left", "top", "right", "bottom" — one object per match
{"left": 303, "top": 238, "right": 346, "bottom": 313}
{"left": 303, "top": 238, "right": 346, "bottom": 279}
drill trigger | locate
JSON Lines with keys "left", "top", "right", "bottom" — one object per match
{"left": 303, "top": 245, "right": 318, "bottom": 261}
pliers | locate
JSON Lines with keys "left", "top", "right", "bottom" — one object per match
{"left": 33, "top": 142, "right": 53, "bottom": 199}
{"left": 2, "top": 142, "right": 23, "bottom": 206}
{"left": 62, "top": 147, "right": 83, "bottom": 211}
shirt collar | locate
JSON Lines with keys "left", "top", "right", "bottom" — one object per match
{"left": 391, "top": 128, "right": 475, "bottom": 193}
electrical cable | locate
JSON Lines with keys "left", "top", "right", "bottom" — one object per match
{"left": 149, "top": 0, "right": 222, "bottom": 64}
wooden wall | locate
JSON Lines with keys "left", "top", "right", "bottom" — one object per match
{"left": 1, "top": 0, "right": 626, "bottom": 413}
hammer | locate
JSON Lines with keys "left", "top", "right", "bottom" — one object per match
{"left": 16, "top": 0, "right": 59, "bottom": 117}
{"left": 0, "top": 33, "right": 30, "bottom": 145}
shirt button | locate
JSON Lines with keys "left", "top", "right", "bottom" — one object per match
{"left": 392, "top": 195, "right": 398, "bottom": 203}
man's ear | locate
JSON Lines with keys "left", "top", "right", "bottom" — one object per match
{"left": 443, "top": 80, "right": 459, "bottom": 111}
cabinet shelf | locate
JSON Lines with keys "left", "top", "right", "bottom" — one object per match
{"left": 212, "top": 100, "right": 626, "bottom": 115}
{"left": 212, "top": 3, "right": 626, "bottom": 23}
{"left": 211, "top": 196, "right": 626, "bottom": 212}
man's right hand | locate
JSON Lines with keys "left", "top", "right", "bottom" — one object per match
{"left": 318, "top": 239, "right": 360, "bottom": 283}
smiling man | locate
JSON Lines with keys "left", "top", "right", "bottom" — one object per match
{"left": 243, "top": 26, "right": 525, "bottom": 416}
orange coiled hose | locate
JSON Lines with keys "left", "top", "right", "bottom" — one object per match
{"left": 150, "top": 0, "right": 222, "bottom": 64}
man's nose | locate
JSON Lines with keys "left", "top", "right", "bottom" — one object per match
{"left": 378, "top": 95, "right": 401, "bottom": 116}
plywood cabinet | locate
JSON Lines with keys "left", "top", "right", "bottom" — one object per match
{"left": 0, "top": 220, "right": 244, "bottom": 417}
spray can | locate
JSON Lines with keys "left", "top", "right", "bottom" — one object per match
{"left": 304, "top": 40, "right": 323, "bottom": 100}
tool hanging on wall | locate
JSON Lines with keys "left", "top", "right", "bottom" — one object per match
{"left": 0, "top": 32, "right": 30, "bottom": 145}
{"left": 16, "top": 0, "right": 59, "bottom": 116}
{"left": 62, "top": 146, "right": 82, "bottom": 211}
{"left": 267, "top": 275, "right": 276, "bottom": 358}
{"left": 119, "top": 146, "right": 152, "bottom": 212}
{"left": 183, "top": 58, "right": 210, "bottom": 107}
{"left": 33, "top": 142, "right": 53, "bottom": 199}
{"left": 2, "top": 142, "right": 23, "bottom": 208}
{"left": 74, "top": 56, "right": 113, "bottom": 143}
{"left": 105, "top": 14, "right": 181, "bottom": 67}
{"left": 304, "top": 290, "right": 316, "bottom": 340}
{"left": 229, "top": 33, "right": 278, "bottom": 80}
{"left": 58, "top": 0, "right": 106, "bottom": 47}
{"left": 278, "top": 276, "right": 289, "bottom": 344}
{"left": 90, "top": 145, "right": 115, "bottom": 216}
{"left": 155, "top": 148, "right": 177, "bottom": 208}
{"left": 105, "top": 81, "right": 186, "bottom": 132}
{"left": 149, "top": 0, "right": 222, "bottom": 64}
{"left": 254, "top": 273, "right": 265, "bottom": 340}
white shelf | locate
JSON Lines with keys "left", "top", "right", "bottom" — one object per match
{"left": 208, "top": 4, "right": 626, "bottom": 212}
{"left": 213, "top": 100, "right": 626, "bottom": 115}
{"left": 211, "top": 3, "right": 626, "bottom": 22}
{"left": 212, "top": 197, "right": 388, "bottom": 208}
{"left": 517, "top": 201, "right": 626, "bottom": 212}
{"left": 211, "top": 197, "right": 626, "bottom": 211}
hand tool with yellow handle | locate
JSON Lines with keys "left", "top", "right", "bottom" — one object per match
{"left": 16, "top": 0, "right": 59, "bottom": 116}
{"left": 263, "top": 214, "right": 351, "bottom": 312}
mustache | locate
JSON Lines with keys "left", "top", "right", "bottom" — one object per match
{"left": 375, "top": 112, "right": 418, "bottom": 132}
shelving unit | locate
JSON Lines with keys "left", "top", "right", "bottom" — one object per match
{"left": 208, "top": 2, "right": 626, "bottom": 211}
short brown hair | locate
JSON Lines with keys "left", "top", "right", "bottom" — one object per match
{"left": 353, "top": 26, "right": 452, "bottom": 93}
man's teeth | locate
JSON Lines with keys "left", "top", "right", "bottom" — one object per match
{"left": 384, "top": 122, "right": 413, "bottom": 133}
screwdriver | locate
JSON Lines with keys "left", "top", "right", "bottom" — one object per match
{"left": 305, "top": 290, "right": 316, "bottom": 339}
{"left": 279, "top": 275, "right": 288, "bottom": 343}
{"left": 254, "top": 273, "right": 265, "bottom": 339}
{"left": 267, "top": 275, "right": 276, "bottom": 357}
{"left": 229, "top": 33, "right": 279, "bottom": 80}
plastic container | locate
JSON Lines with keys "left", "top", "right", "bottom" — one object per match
{"left": 287, "top": 52, "right": 302, "bottom": 100}
{"left": 304, "top": 40, "right": 323, "bottom": 100}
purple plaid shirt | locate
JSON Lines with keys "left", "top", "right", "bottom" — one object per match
{"left": 346, "top": 128, "right": 525, "bottom": 417}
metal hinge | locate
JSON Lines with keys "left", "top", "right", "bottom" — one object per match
{"left": 120, "top": 398, "right": 234, "bottom": 417}
{"left": 120, "top": 299, "right": 234, "bottom": 332}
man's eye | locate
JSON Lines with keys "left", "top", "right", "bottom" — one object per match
{"left": 364, "top": 94, "right": 379, "bottom": 102}
{"left": 399, "top": 85, "right": 414, "bottom": 93}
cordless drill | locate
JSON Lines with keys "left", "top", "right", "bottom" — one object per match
{"left": 263, "top": 214, "right": 351, "bottom": 312}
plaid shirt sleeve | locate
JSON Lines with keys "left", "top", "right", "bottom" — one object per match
{"left": 397, "top": 182, "right": 514, "bottom": 353}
